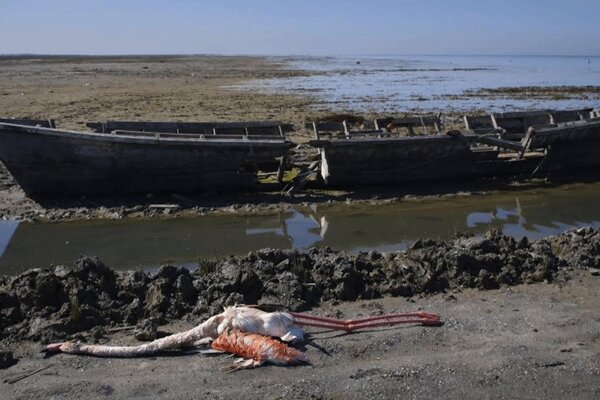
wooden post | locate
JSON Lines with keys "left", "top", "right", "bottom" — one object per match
{"left": 419, "top": 116, "right": 427, "bottom": 135}
{"left": 519, "top": 127, "right": 536, "bottom": 159}
{"left": 312, "top": 122, "right": 320, "bottom": 140}
{"left": 276, "top": 155, "right": 287, "bottom": 183}
{"left": 343, "top": 120, "right": 350, "bottom": 138}
{"left": 491, "top": 114, "right": 500, "bottom": 130}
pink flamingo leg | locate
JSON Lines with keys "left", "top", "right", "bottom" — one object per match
{"left": 290, "top": 311, "right": 443, "bottom": 332}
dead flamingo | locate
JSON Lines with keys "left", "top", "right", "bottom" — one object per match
{"left": 210, "top": 329, "right": 309, "bottom": 372}
{"left": 44, "top": 305, "right": 443, "bottom": 368}
{"left": 45, "top": 306, "right": 304, "bottom": 357}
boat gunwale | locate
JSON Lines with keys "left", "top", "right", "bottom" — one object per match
{"left": 309, "top": 117, "right": 600, "bottom": 148}
{"left": 308, "top": 134, "right": 468, "bottom": 148}
{"left": 0, "top": 122, "right": 293, "bottom": 148}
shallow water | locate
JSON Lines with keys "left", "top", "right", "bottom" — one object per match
{"left": 1, "top": 182, "right": 599, "bottom": 275}
{"left": 237, "top": 55, "right": 600, "bottom": 112}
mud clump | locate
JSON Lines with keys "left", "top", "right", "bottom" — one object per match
{"left": 0, "top": 350, "right": 17, "bottom": 369}
{"left": 1, "top": 228, "right": 598, "bottom": 343}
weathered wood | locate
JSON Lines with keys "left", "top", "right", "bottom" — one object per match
{"left": 308, "top": 117, "right": 600, "bottom": 187}
{"left": 312, "top": 122, "right": 320, "bottom": 140}
{"left": 0, "top": 118, "right": 55, "bottom": 128}
{"left": 493, "top": 110, "right": 552, "bottom": 118}
{"left": 213, "top": 127, "right": 247, "bottom": 135}
{"left": 246, "top": 125, "right": 284, "bottom": 136}
{"left": 519, "top": 127, "right": 536, "bottom": 158}
{"left": 308, "top": 121, "right": 360, "bottom": 140}
{"left": 110, "top": 130, "right": 287, "bottom": 142}
{"left": 276, "top": 155, "right": 287, "bottom": 183}
{"left": 374, "top": 115, "right": 442, "bottom": 133}
{"left": 464, "top": 133, "right": 524, "bottom": 152}
{"left": 492, "top": 112, "right": 552, "bottom": 134}
{"left": 310, "top": 135, "right": 516, "bottom": 186}
{"left": 347, "top": 129, "right": 390, "bottom": 137}
{"left": 549, "top": 108, "right": 593, "bottom": 124}
{"left": 87, "top": 121, "right": 294, "bottom": 134}
{"left": 528, "top": 119, "right": 600, "bottom": 148}
{"left": 305, "top": 122, "right": 346, "bottom": 133}
{"left": 0, "top": 122, "right": 292, "bottom": 198}
{"left": 463, "top": 115, "right": 495, "bottom": 133}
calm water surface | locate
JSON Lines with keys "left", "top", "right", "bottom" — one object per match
{"left": 0, "top": 183, "right": 599, "bottom": 275}
{"left": 237, "top": 55, "right": 600, "bottom": 112}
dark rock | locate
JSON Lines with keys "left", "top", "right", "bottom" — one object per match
{"left": 134, "top": 319, "right": 158, "bottom": 341}
{"left": 0, "top": 351, "right": 17, "bottom": 369}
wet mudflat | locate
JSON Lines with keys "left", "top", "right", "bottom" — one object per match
{"left": 1, "top": 182, "right": 599, "bottom": 274}
{"left": 240, "top": 55, "right": 600, "bottom": 113}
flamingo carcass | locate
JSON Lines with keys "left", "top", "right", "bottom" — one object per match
{"left": 45, "top": 305, "right": 443, "bottom": 368}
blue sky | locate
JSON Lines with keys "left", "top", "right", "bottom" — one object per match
{"left": 0, "top": 0, "right": 599, "bottom": 55}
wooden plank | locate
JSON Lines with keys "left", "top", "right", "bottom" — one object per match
{"left": 312, "top": 122, "right": 320, "bottom": 140}
{"left": 276, "top": 155, "right": 287, "bottom": 183}
{"left": 246, "top": 125, "right": 283, "bottom": 136}
{"left": 87, "top": 120, "right": 294, "bottom": 134}
{"left": 307, "top": 122, "right": 346, "bottom": 132}
{"left": 374, "top": 115, "right": 442, "bottom": 134}
{"left": 342, "top": 120, "right": 350, "bottom": 138}
{"left": 550, "top": 108, "right": 593, "bottom": 124}
{"left": 110, "top": 130, "right": 287, "bottom": 141}
{"left": 519, "top": 127, "right": 536, "bottom": 158}
{"left": 494, "top": 110, "right": 552, "bottom": 118}
{"left": 463, "top": 115, "right": 494, "bottom": 131}
{"left": 213, "top": 127, "right": 246, "bottom": 135}
{"left": 464, "top": 134, "right": 524, "bottom": 152}
{"left": 492, "top": 112, "right": 552, "bottom": 134}
{"left": 342, "top": 129, "right": 395, "bottom": 139}
{"left": 0, "top": 118, "right": 54, "bottom": 128}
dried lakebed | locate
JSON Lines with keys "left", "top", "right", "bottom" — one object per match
{"left": 0, "top": 227, "right": 598, "bottom": 345}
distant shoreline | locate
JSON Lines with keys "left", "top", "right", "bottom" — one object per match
{"left": 1, "top": 53, "right": 599, "bottom": 59}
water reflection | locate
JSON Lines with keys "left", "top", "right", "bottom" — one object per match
{"left": 1, "top": 183, "right": 599, "bottom": 274}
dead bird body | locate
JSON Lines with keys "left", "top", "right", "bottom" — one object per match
{"left": 211, "top": 329, "right": 309, "bottom": 371}
{"left": 46, "top": 306, "right": 303, "bottom": 357}
{"left": 45, "top": 305, "right": 442, "bottom": 369}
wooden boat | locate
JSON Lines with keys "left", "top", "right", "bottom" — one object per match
{"left": 308, "top": 111, "right": 600, "bottom": 186}
{"left": 0, "top": 119, "right": 293, "bottom": 197}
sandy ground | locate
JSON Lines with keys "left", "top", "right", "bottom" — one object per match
{"left": 0, "top": 55, "right": 318, "bottom": 131}
{"left": 1, "top": 270, "right": 599, "bottom": 400}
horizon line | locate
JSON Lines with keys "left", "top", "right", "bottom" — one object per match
{"left": 1, "top": 52, "right": 599, "bottom": 59}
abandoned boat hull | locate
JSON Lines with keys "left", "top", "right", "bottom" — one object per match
{"left": 312, "top": 118, "right": 600, "bottom": 187}
{"left": 528, "top": 119, "right": 600, "bottom": 172}
{"left": 0, "top": 123, "right": 291, "bottom": 197}
{"left": 313, "top": 135, "right": 545, "bottom": 186}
